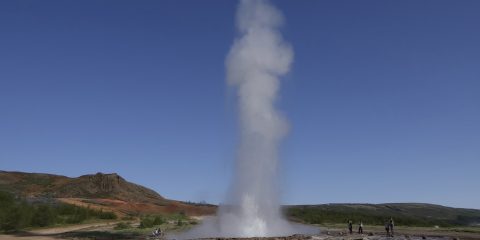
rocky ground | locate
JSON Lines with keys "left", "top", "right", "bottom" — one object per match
{"left": 0, "top": 232, "right": 474, "bottom": 240}
{"left": 203, "top": 236, "right": 449, "bottom": 240}
{"left": 201, "top": 233, "right": 471, "bottom": 240}
{"left": 198, "top": 225, "right": 480, "bottom": 240}
{"left": 1, "top": 224, "right": 479, "bottom": 240}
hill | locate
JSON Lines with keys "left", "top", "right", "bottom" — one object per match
{"left": 0, "top": 171, "right": 215, "bottom": 217}
{"left": 0, "top": 171, "right": 165, "bottom": 202}
{"left": 3, "top": 170, "right": 479, "bottom": 227}
{"left": 285, "top": 203, "right": 480, "bottom": 227}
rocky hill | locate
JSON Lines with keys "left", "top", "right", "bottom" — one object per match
{"left": 0, "top": 171, "right": 164, "bottom": 202}
{"left": 0, "top": 170, "right": 215, "bottom": 216}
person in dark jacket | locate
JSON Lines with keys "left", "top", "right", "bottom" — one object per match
{"left": 385, "top": 221, "right": 390, "bottom": 237}
{"left": 389, "top": 217, "right": 395, "bottom": 236}
{"left": 358, "top": 221, "right": 363, "bottom": 234}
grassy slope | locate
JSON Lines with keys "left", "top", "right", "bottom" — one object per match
{"left": 285, "top": 203, "right": 480, "bottom": 227}
{"left": 0, "top": 171, "right": 216, "bottom": 217}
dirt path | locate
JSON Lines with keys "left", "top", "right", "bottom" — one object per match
{"left": 0, "top": 221, "right": 121, "bottom": 240}
{"left": 32, "top": 221, "right": 121, "bottom": 235}
{"left": 0, "top": 236, "right": 57, "bottom": 240}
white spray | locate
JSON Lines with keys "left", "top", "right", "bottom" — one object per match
{"left": 219, "top": 0, "right": 293, "bottom": 237}
{"left": 176, "top": 1, "right": 317, "bottom": 238}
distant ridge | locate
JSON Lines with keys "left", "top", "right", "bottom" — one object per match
{"left": 285, "top": 203, "right": 480, "bottom": 226}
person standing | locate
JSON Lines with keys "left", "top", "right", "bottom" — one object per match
{"left": 385, "top": 221, "right": 390, "bottom": 237}
{"left": 389, "top": 218, "right": 395, "bottom": 236}
{"left": 348, "top": 220, "right": 353, "bottom": 234}
{"left": 358, "top": 221, "right": 363, "bottom": 234}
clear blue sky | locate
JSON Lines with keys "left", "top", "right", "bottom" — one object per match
{"left": 1, "top": 1, "right": 479, "bottom": 209}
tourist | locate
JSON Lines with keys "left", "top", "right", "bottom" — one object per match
{"left": 389, "top": 217, "right": 395, "bottom": 236}
{"left": 385, "top": 221, "right": 390, "bottom": 237}
{"left": 152, "top": 228, "right": 163, "bottom": 238}
{"left": 358, "top": 221, "right": 363, "bottom": 234}
{"left": 348, "top": 219, "right": 353, "bottom": 234}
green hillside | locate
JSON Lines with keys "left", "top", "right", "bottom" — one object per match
{"left": 0, "top": 190, "right": 117, "bottom": 232}
{"left": 285, "top": 203, "right": 480, "bottom": 227}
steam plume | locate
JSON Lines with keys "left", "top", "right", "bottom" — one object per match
{"left": 220, "top": 0, "right": 293, "bottom": 236}
{"left": 175, "top": 1, "right": 317, "bottom": 238}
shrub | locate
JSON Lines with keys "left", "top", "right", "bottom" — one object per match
{"left": 31, "top": 205, "right": 56, "bottom": 227}
{"left": 153, "top": 216, "right": 165, "bottom": 225}
{"left": 121, "top": 215, "right": 135, "bottom": 221}
{"left": 139, "top": 217, "right": 154, "bottom": 228}
{"left": 98, "top": 211, "right": 117, "bottom": 220}
{"left": 0, "top": 190, "right": 119, "bottom": 232}
{"left": 114, "top": 222, "right": 130, "bottom": 230}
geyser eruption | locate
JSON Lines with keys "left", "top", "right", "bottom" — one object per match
{"left": 220, "top": 0, "right": 293, "bottom": 237}
{"left": 176, "top": 1, "right": 317, "bottom": 238}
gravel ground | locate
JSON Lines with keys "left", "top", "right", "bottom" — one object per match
{"left": 1, "top": 224, "right": 478, "bottom": 240}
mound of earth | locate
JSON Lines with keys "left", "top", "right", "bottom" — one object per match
{"left": 0, "top": 170, "right": 215, "bottom": 216}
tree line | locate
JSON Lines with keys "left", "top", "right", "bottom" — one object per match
{"left": 285, "top": 206, "right": 478, "bottom": 227}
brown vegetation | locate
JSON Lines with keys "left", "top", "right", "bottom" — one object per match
{"left": 0, "top": 171, "right": 216, "bottom": 217}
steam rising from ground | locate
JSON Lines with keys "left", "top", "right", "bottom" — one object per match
{"left": 176, "top": 0, "right": 317, "bottom": 238}
{"left": 221, "top": 0, "right": 293, "bottom": 236}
